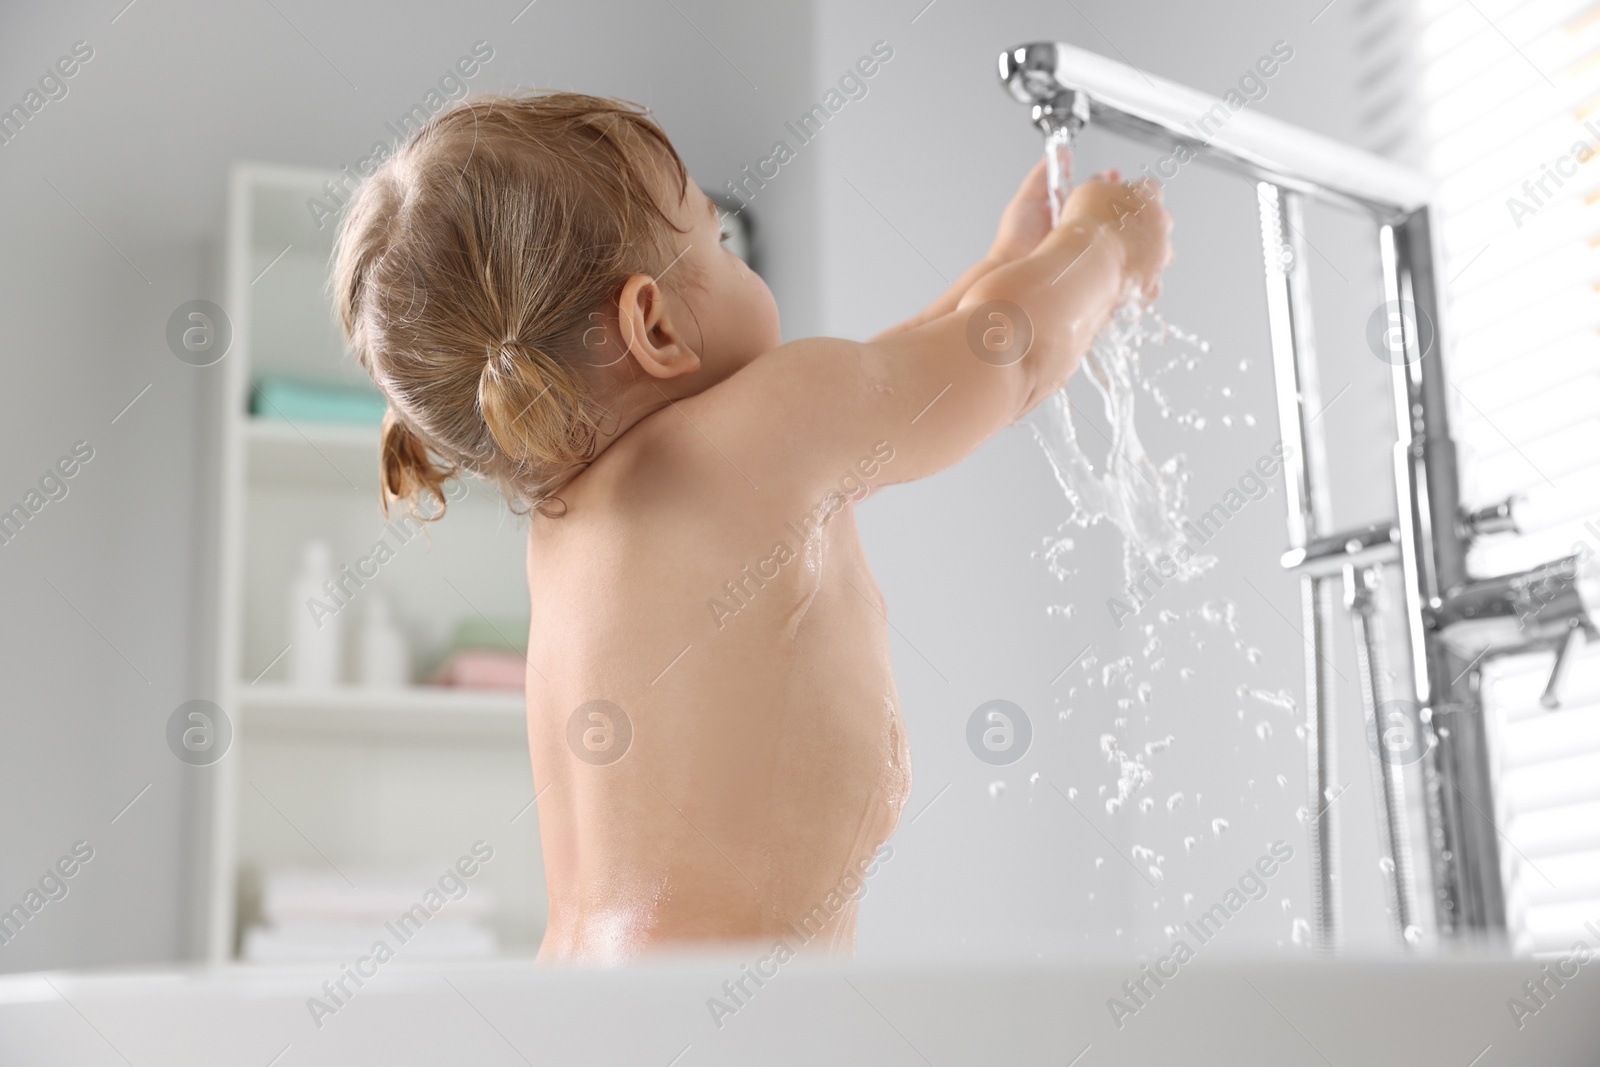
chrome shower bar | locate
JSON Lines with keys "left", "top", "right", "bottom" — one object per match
{"left": 999, "top": 41, "right": 1599, "bottom": 949}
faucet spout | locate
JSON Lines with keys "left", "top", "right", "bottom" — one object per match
{"left": 998, "top": 43, "right": 1091, "bottom": 143}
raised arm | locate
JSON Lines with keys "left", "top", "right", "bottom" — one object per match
{"left": 710, "top": 174, "right": 1173, "bottom": 500}
{"left": 871, "top": 158, "right": 1058, "bottom": 342}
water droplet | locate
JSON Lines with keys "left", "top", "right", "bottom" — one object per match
{"left": 1179, "top": 667, "right": 1195, "bottom": 682}
{"left": 1182, "top": 892, "right": 1195, "bottom": 907}
{"left": 1291, "top": 918, "right": 1311, "bottom": 945}
{"left": 1238, "top": 359, "right": 1250, "bottom": 372}
{"left": 1402, "top": 925, "right": 1423, "bottom": 946}
{"left": 1058, "top": 709, "right": 1072, "bottom": 722}
{"left": 1256, "top": 721, "right": 1273, "bottom": 740}
{"left": 1139, "top": 796, "right": 1155, "bottom": 813}
{"left": 1244, "top": 414, "right": 1257, "bottom": 427}
{"left": 1245, "top": 647, "right": 1263, "bottom": 664}
{"left": 1183, "top": 835, "right": 1198, "bottom": 852}
{"left": 1166, "top": 792, "right": 1184, "bottom": 811}
{"left": 1137, "top": 682, "right": 1153, "bottom": 705}
{"left": 1221, "top": 387, "right": 1233, "bottom": 398}
{"left": 1294, "top": 805, "right": 1308, "bottom": 824}
{"left": 988, "top": 781, "right": 1006, "bottom": 799}
{"left": 1211, "top": 818, "right": 1230, "bottom": 836}
{"left": 1067, "top": 787, "right": 1079, "bottom": 800}
{"left": 1378, "top": 856, "right": 1395, "bottom": 875}
{"left": 1238, "top": 685, "right": 1297, "bottom": 713}
{"left": 1221, "top": 415, "right": 1234, "bottom": 427}
{"left": 1148, "top": 865, "right": 1164, "bottom": 882}
{"left": 1046, "top": 604, "right": 1075, "bottom": 618}
{"left": 1275, "top": 774, "right": 1287, "bottom": 789}
{"left": 1095, "top": 857, "right": 1105, "bottom": 870}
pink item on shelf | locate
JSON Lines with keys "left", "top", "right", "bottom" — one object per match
{"left": 431, "top": 649, "right": 527, "bottom": 690}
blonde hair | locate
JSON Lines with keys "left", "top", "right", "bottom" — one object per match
{"left": 332, "top": 91, "right": 691, "bottom": 519}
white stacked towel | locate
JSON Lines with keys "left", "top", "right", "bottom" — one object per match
{"left": 242, "top": 866, "right": 498, "bottom": 963}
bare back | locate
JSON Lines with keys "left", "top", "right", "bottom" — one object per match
{"left": 525, "top": 382, "right": 912, "bottom": 963}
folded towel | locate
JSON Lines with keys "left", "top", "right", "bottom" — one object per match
{"left": 251, "top": 376, "right": 388, "bottom": 426}
{"left": 242, "top": 920, "right": 498, "bottom": 963}
{"left": 261, "top": 868, "right": 496, "bottom": 924}
{"left": 430, "top": 649, "right": 526, "bottom": 690}
{"left": 446, "top": 617, "right": 529, "bottom": 656}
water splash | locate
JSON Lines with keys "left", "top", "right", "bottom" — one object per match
{"left": 1029, "top": 131, "right": 1221, "bottom": 593}
{"left": 1026, "top": 301, "right": 1215, "bottom": 594}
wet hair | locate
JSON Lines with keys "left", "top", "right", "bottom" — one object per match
{"left": 332, "top": 91, "right": 691, "bottom": 519}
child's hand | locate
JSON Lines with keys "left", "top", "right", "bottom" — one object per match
{"left": 1061, "top": 175, "right": 1174, "bottom": 302}
{"left": 987, "top": 157, "right": 1053, "bottom": 263}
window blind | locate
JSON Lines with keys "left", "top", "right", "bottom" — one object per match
{"left": 1413, "top": 0, "right": 1600, "bottom": 955}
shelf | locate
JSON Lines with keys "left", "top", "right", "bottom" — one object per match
{"left": 239, "top": 683, "right": 526, "bottom": 741}
{"left": 245, "top": 418, "right": 382, "bottom": 491}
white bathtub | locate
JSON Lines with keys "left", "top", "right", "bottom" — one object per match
{"left": 1, "top": 952, "right": 1596, "bottom": 1065}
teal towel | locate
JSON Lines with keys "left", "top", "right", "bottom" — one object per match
{"left": 251, "top": 377, "right": 387, "bottom": 426}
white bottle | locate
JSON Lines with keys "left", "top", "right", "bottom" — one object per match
{"left": 286, "top": 539, "right": 342, "bottom": 687}
{"left": 358, "top": 592, "right": 410, "bottom": 688}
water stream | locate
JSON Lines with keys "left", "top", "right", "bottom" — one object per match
{"left": 1027, "top": 128, "right": 1214, "bottom": 593}
{"left": 1026, "top": 135, "right": 1314, "bottom": 948}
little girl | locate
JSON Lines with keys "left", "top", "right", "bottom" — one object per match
{"left": 333, "top": 91, "right": 1173, "bottom": 963}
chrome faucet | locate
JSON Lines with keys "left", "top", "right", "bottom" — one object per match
{"left": 997, "top": 40, "right": 1600, "bottom": 951}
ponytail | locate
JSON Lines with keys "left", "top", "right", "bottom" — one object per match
{"left": 379, "top": 407, "right": 455, "bottom": 520}
{"left": 478, "top": 339, "right": 602, "bottom": 510}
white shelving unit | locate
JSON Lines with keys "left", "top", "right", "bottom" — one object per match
{"left": 195, "top": 162, "right": 543, "bottom": 963}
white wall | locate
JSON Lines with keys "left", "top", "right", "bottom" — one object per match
{"left": 0, "top": 0, "right": 1416, "bottom": 970}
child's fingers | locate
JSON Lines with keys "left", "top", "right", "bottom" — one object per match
{"left": 1019, "top": 155, "right": 1051, "bottom": 193}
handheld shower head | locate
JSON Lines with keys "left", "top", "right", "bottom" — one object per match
{"left": 998, "top": 43, "right": 1091, "bottom": 142}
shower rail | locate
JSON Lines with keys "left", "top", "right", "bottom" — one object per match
{"left": 998, "top": 41, "right": 1599, "bottom": 950}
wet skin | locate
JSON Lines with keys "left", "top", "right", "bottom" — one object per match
{"left": 524, "top": 164, "right": 1173, "bottom": 962}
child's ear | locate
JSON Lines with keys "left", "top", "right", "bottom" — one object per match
{"left": 616, "top": 274, "right": 700, "bottom": 379}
